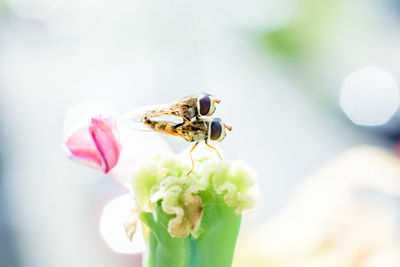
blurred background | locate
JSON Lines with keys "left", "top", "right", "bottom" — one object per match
{"left": 1, "top": 0, "right": 400, "bottom": 266}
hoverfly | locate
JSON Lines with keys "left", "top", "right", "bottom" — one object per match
{"left": 141, "top": 114, "right": 232, "bottom": 174}
{"left": 141, "top": 93, "right": 221, "bottom": 125}
{"left": 123, "top": 93, "right": 230, "bottom": 174}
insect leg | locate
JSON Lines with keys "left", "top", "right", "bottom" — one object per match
{"left": 205, "top": 140, "right": 222, "bottom": 160}
{"left": 187, "top": 142, "right": 199, "bottom": 175}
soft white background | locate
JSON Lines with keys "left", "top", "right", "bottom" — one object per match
{"left": 0, "top": 0, "right": 399, "bottom": 266}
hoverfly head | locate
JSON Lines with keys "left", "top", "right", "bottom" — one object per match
{"left": 208, "top": 118, "right": 232, "bottom": 142}
{"left": 198, "top": 93, "right": 221, "bottom": 116}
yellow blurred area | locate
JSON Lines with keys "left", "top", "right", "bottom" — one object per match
{"left": 234, "top": 147, "right": 400, "bottom": 267}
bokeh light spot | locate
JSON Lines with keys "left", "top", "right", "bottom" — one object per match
{"left": 340, "top": 66, "right": 400, "bottom": 126}
{"left": 99, "top": 194, "right": 145, "bottom": 254}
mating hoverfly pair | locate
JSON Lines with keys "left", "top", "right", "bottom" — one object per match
{"left": 135, "top": 93, "right": 232, "bottom": 174}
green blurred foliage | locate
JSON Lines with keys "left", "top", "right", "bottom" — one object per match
{"left": 0, "top": 0, "right": 7, "bottom": 11}
{"left": 258, "top": 0, "right": 343, "bottom": 108}
{"left": 260, "top": 0, "right": 340, "bottom": 60}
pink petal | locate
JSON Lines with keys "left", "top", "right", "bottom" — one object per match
{"left": 65, "top": 125, "right": 103, "bottom": 169}
{"left": 90, "top": 116, "right": 122, "bottom": 173}
{"left": 64, "top": 113, "right": 122, "bottom": 173}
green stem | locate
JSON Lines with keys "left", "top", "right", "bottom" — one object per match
{"left": 141, "top": 191, "right": 242, "bottom": 267}
{"left": 141, "top": 208, "right": 189, "bottom": 267}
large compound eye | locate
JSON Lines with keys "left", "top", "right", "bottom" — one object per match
{"left": 210, "top": 118, "right": 222, "bottom": 141}
{"left": 198, "top": 94, "right": 211, "bottom": 116}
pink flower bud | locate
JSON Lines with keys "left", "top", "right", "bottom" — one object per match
{"left": 64, "top": 113, "right": 122, "bottom": 173}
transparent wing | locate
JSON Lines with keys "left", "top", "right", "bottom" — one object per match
{"left": 122, "top": 102, "right": 176, "bottom": 120}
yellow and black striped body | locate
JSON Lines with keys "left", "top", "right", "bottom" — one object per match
{"left": 141, "top": 115, "right": 209, "bottom": 143}
{"left": 142, "top": 95, "right": 199, "bottom": 123}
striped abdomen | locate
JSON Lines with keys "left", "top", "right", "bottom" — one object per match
{"left": 141, "top": 116, "right": 193, "bottom": 142}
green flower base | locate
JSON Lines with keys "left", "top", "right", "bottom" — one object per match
{"left": 141, "top": 190, "right": 241, "bottom": 267}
